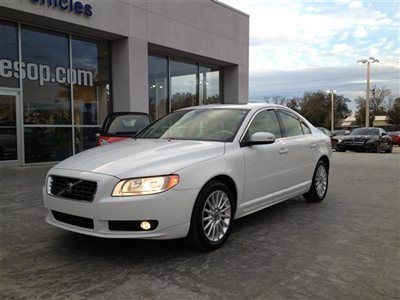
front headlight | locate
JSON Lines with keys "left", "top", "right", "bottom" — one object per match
{"left": 338, "top": 139, "right": 343, "bottom": 143}
{"left": 365, "top": 139, "right": 376, "bottom": 144}
{"left": 112, "top": 175, "right": 180, "bottom": 196}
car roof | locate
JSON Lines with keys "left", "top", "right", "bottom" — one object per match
{"left": 177, "top": 103, "right": 286, "bottom": 112}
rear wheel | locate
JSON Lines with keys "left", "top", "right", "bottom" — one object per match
{"left": 304, "top": 160, "right": 328, "bottom": 203}
{"left": 186, "top": 181, "right": 234, "bottom": 251}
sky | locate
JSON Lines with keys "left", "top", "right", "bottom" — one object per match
{"left": 220, "top": 0, "right": 400, "bottom": 111}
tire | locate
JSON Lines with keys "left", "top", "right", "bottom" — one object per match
{"left": 304, "top": 160, "right": 329, "bottom": 203}
{"left": 186, "top": 180, "right": 234, "bottom": 251}
{"left": 385, "top": 143, "right": 393, "bottom": 153}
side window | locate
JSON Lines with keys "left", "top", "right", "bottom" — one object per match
{"left": 244, "top": 109, "right": 282, "bottom": 141}
{"left": 278, "top": 110, "right": 304, "bottom": 137}
{"left": 301, "top": 122, "right": 311, "bottom": 135}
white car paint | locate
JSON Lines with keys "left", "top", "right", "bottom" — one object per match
{"left": 43, "top": 103, "right": 331, "bottom": 239}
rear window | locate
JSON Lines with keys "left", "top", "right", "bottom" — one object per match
{"left": 102, "top": 114, "right": 150, "bottom": 136}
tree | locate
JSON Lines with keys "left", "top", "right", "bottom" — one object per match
{"left": 387, "top": 98, "right": 400, "bottom": 125}
{"left": 298, "top": 91, "right": 351, "bottom": 128}
{"left": 355, "top": 98, "right": 375, "bottom": 126}
{"left": 355, "top": 86, "right": 393, "bottom": 126}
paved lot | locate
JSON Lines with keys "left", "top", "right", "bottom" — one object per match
{"left": 1, "top": 150, "right": 399, "bottom": 299}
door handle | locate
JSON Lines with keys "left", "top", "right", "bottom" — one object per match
{"left": 279, "top": 148, "right": 288, "bottom": 155}
{"left": 310, "top": 142, "right": 317, "bottom": 149}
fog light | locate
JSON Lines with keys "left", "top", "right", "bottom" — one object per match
{"left": 140, "top": 221, "right": 151, "bottom": 230}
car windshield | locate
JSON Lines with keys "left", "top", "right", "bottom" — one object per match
{"left": 136, "top": 108, "right": 249, "bottom": 142}
{"left": 104, "top": 114, "right": 150, "bottom": 136}
{"left": 350, "top": 128, "right": 379, "bottom": 135}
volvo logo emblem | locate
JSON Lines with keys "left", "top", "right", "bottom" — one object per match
{"left": 65, "top": 182, "right": 73, "bottom": 194}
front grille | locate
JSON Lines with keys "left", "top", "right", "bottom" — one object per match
{"left": 354, "top": 138, "right": 366, "bottom": 143}
{"left": 49, "top": 175, "right": 97, "bottom": 202}
{"left": 52, "top": 210, "right": 94, "bottom": 229}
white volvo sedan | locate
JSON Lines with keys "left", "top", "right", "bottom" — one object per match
{"left": 44, "top": 104, "right": 331, "bottom": 251}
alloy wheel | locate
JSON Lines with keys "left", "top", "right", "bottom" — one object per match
{"left": 315, "top": 165, "right": 327, "bottom": 197}
{"left": 202, "top": 190, "right": 231, "bottom": 242}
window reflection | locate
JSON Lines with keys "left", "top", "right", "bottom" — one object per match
{"left": 170, "top": 60, "right": 198, "bottom": 111}
{"left": 0, "top": 20, "right": 19, "bottom": 88}
{"left": 75, "top": 127, "right": 99, "bottom": 153}
{"left": 21, "top": 26, "right": 71, "bottom": 125}
{"left": 148, "top": 55, "right": 168, "bottom": 121}
{"left": 199, "top": 66, "right": 220, "bottom": 105}
{"left": 72, "top": 37, "right": 110, "bottom": 126}
{"left": 24, "top": 127, "right": 72, "bottom": 163}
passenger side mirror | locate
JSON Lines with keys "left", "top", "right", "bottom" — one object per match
{"left": 243, "top": 132, "right": 275, "bottom": 146}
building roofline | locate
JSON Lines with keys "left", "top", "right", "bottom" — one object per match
{"left": 211, "top": 0, "right": 249, "bottom": 17}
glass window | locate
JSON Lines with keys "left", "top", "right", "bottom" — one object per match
{"left": 148, "top": 55, "right": 168, "bottom": 121}
{"left": 170, "top": 60, "right": 198, "bottom": 111}
{"left": 278, "top": 110, "right": 304, "bottom": 137}
{"left": 244, "top": 110, "right": 282, "bottom": 141}
{"left": 136, "top": 109, "right": 249, "bottom": 142}
{"left": 0, "top": 95, "right": 18, "bottom": 160}
{"left": 75, "top": 127, "right": 99, "bottom": 153}
{"left": 24, "top": 127, "right": 72, "bottom": 163}
{"left": 0, "top": 20, "right": 19, "bottom": 88}
{"left": 21, "top": 26, "right": 71, "bottom": 125}
{"left": 301, "top": 122, "right": 311, "bottom": 134}
{"left": 199, "top": 66, "right": 221, "bottom": 105}
{"left": 72, "top": 36, "right": 110, "bottom": 126}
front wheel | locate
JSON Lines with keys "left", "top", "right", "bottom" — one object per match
{"left": 304, "top": 161, "right": 329, "bottom": 203}
{"left": 186, "top": 181, "right": 234, "bottom": 251}
{"left": 385, "top": 143, "right": 393, "bottom": 153}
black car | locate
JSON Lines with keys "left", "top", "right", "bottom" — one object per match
{"left": 336, "top": 127, "right": 392, "bottom": 153}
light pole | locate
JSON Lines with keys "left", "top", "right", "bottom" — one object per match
{"left": 357, "top": 57, "right": 379, "bottom": 127}
{"left": 326, "top": 90, "right": 336, "bottom": 132}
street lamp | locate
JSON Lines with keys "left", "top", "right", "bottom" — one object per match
{"left": 357, "top": 57, "right": 379, "bottom": 127}
{"left": 326, "top": 89, "right": 336, "bottom": 132}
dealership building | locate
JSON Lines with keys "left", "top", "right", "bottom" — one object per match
{"left": 0, "top": 0, "right": 249, "bottom": 166}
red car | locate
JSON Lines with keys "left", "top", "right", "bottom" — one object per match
{"left": 387, "top": 131, "right": 400, "bottom": 146}
{"left": 97, "top": 112, "right": 150, "bottom": 146}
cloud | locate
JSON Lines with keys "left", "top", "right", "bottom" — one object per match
{"left": 354, "top": 26, "right": 367, "bottom": 38}
{"left": 220, "top": 0, "right": 400, "bottom": 104}
{"left": 348, "top": 1, "right": 363, "bottom": 9}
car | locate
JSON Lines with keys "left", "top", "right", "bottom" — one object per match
{"left": 96, "top": 112, "right": 150, "bottom": 146}
{"left": 316, "top": 127, "right": 332, "bottom": 136}
{"left": 333, "top": 130, "right": 349, "bottom": 136}
{"left": 336, "top": 127, "right": 392, "bottom": 153}
{"left": 331, "top": 130, "right": 349, "bottom": 150}
{"left": 387, "top": 131, "right": 400, "bottom": 146}
{"left": 43, "top": 104, "right": 332, "bottom": 251}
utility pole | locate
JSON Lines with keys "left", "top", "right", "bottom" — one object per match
{"left": 326, "top": 90, "right": 336, "bottom": 132}
{"left": 357, "top": 57, "right": 379, "bottom": 127}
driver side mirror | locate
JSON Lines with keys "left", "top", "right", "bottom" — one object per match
{"left": 242, "top": 132, "right": 275, "bottom": 147}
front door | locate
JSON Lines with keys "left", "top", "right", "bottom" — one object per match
{"left": 0, "top": 89, "right": 22, "bottom": 166}
{"left": 240, "top": 109, "right": 288, "bottom": 214}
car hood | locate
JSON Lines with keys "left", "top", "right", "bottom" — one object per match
{"left": 342, "top": 135, "right": 378, "bottom": 140}
{"left": 53, "top": 139, "right": 225, "bottom": 178}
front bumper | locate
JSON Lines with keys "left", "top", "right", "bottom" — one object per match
{"left": 336, "top": 142, "right": 377, "bottom": 151}
{"left": 43, "top": 169, "right": 198, "bottom": 239}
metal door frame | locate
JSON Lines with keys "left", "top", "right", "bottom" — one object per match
{"left": 0, "top": 88, "right": 22, "bottom": 167}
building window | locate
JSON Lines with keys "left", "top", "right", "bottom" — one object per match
{"left": 148, "top": 54, "right": 222, "bottom": 121}
{"left": 148, "top": 55, "right": 168, "bottom": 121}
{"left": 199, "top": 66, "right": 221, "bottom": 105}
{"left": 0, "top": 20, "right": 112, "bottom": 163}
{"left": 72, "top": 36, "right": 111, "bottom": 152}
{"left": 0, "top": 20, "right": 19, "bottom": 88}
{"left": 170, "top": 59, "right": 198, "bottom": 111}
